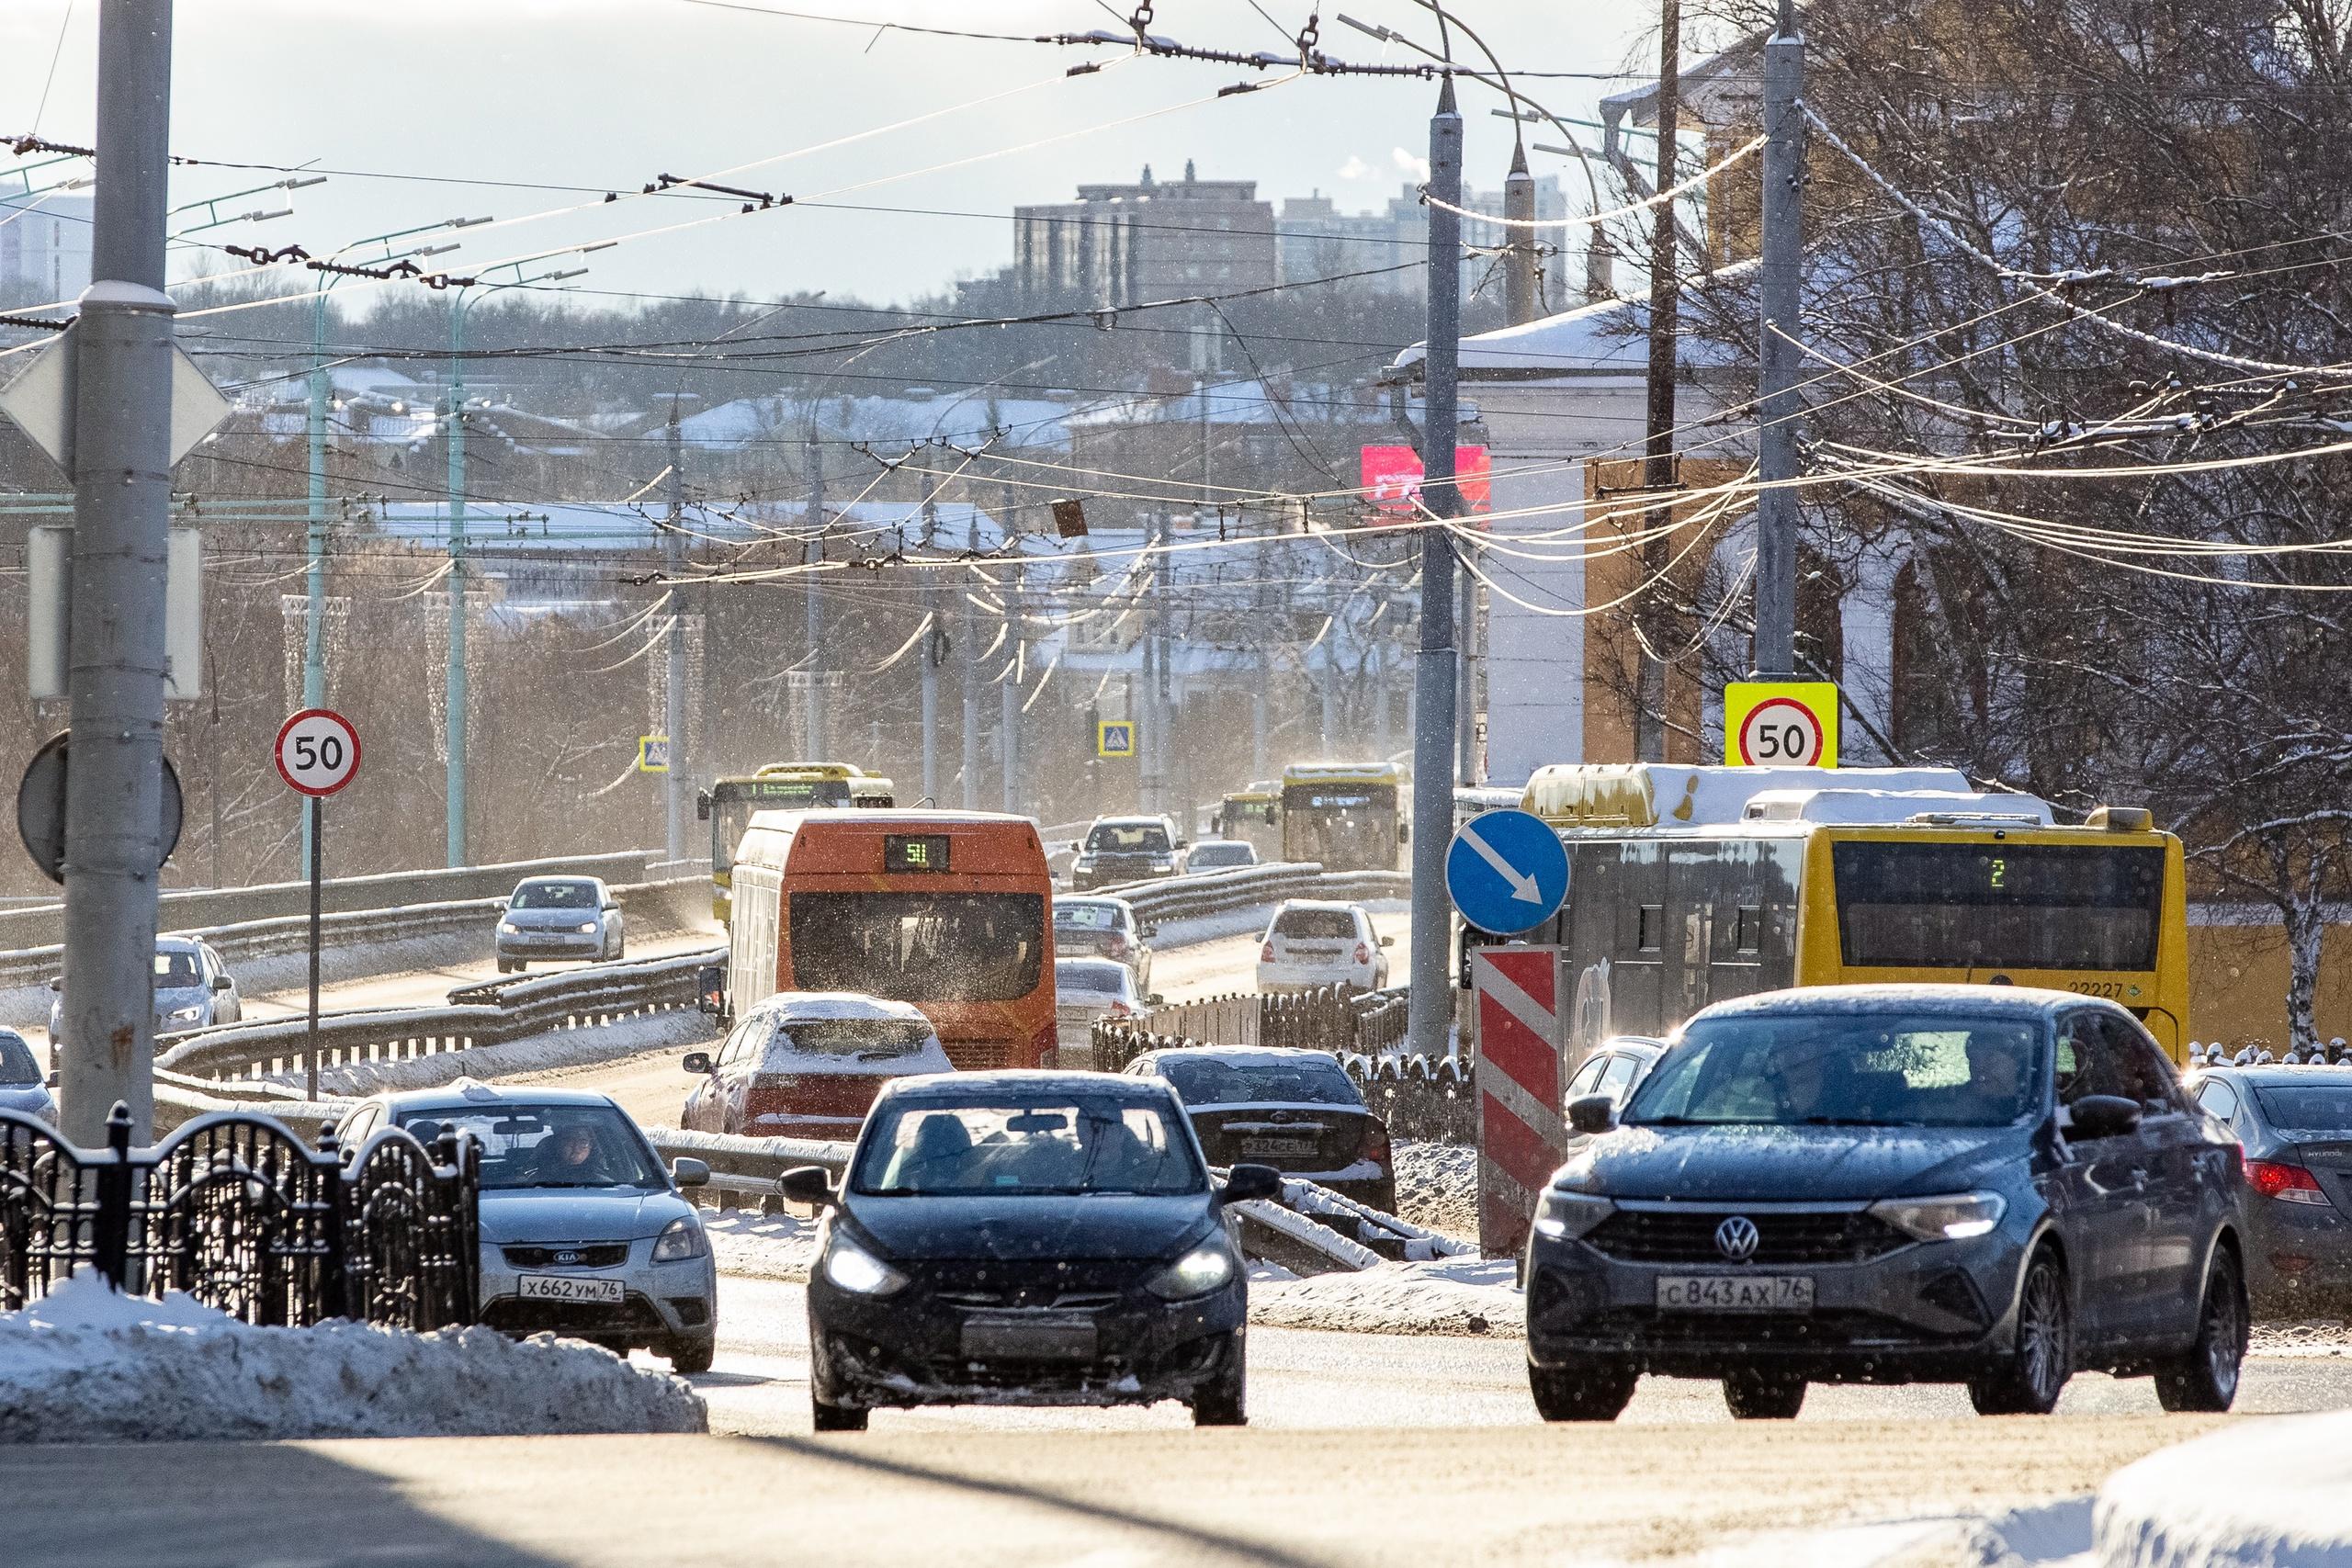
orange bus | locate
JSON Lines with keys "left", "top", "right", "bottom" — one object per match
{"left": 722, "top": 809, "right": 1057, "bottom": 1071}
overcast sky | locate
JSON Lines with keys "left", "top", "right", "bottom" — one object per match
{"left": 5, "top": 1, "right": 1656, "bottom": 312}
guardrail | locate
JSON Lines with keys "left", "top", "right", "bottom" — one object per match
{"left": 1099, "top": 862, "right": 1409, "bottom": 929}
{"left": 155, "top": 946, "right": 723, "bottom": 1088}
{"left": 1092, "top": 983, "right": 1412, "bottom": 1063}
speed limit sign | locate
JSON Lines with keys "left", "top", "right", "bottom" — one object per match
{"left": 275, "top": 707, "right": 362, "bottom": 796}
{"left": 1724, "top": 681, "right": 1839, "bottom": 768}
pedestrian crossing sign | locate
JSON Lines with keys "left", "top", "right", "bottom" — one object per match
{"left": 1097, "top": 720, "right": 1136, "bottom": 759}
{"left": 639, "top": 735, "right": 671, "bottom": 773}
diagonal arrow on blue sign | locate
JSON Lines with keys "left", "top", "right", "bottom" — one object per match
{"left": 1444, "top": 807, "right": 1569, "bottom": 935}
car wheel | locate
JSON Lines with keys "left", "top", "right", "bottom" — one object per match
{"left": 2154, "top": 1248, "right": 2247, "bottom": 1413}
{"left": 1191, "top": 1332, "right": 1247, "bottom": 1427}
{"left": 1528, "top": 1358, "right": 1636, "bottom": 1422}
{"left": 614, "top": 931, "right": 626, "bottom": 960}
{"left": 665, "top": 1337, "right": 715, "bottom": 1375}
{"left": 811, "top": 1397, "right": 868, "bottom": 1432}
{"left": 1970, "top": 1247, "right": 2072, "bottom": 1416}
{"left": 1721, "top": 1370, "right": 1806, "bottom": 1419}
{"left": 495, "top": 959, "right": 513, "bottom": 975}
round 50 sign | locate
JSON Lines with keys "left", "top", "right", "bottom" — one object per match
{"left": 1724, "top": 681, "right": 1839, "bottom": 769}
{"left": 275, "top": 707, "right": 362, "bottom": 796}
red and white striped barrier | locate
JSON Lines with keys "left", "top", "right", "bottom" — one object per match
{"left": 1472, "top": 946, "right": 1568, "bottom": 1258}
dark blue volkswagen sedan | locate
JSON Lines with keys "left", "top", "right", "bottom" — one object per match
{"left": 1525, "top": 986, "right": 2246, "bottom": 1421}
{"left": 786, "top": 1070, "right": 1279, "bottom": 1431}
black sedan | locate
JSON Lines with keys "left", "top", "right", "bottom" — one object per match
{"left": 1123, "top": 1044, "right": 1397, "bottom": 1213}
{"left": 2188, "top": 1066, "right": 2352, "bottom": 1311}
{"left": 786, "top": 1070, "right": 1280, "bottom": 1431}
{"left": 1526, "top": 986, "right": 2246, "bottom": 1422}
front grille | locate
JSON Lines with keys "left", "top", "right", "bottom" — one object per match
{"left": 1584, "top": 1208, "right": 1909, "bottom": 1266}
{"left": 1579, "top": 1307, "right": 1966, "bottom": 1351}
{"left": 481, "top": 1293, "right": 665, "bottom": 1335}
{"left": 503, "top": 1243, "right": 629, "bottom": 1269}
{"left": 912, "top": 1258, "right": 1144, "bottom": 1308}
{"left": 943, "top": 1039, "right": 1012, "bottom": 1071}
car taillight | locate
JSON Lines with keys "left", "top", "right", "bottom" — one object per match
{"left": 1105, "top": 935, "right": 1126, "bottom": 956}
{"left": 1261, "top": 942, "right": 1275, "bottom": 963}
{"left": 1353, "top": 942, "right": 1370, "bottom": 964}
{"left": 1358, "top": 1116, "right": 1391, "bottom": 1166}
{"left": 1109, "top": 1001, "right": 1131, "bottom": 1017}
{"left": 2246, "top": 1158, "right": 2331, "bottom": 1206}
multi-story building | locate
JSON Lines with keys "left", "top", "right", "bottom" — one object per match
{"left": 1277, "top": 175, "right": 1572, "bottom": 307}
{"left": 0, "top": 192, "right": 93, "bottom": 306}
{"left": 1014, "top": 161, "right": 1277, "bottom": 310}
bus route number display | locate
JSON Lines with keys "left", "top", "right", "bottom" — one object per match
{"left": 885, "top": 834, "right": 951, "bottom": 874}
{"left": 1724, "top": 681, "right": 1839, "bottom": 769}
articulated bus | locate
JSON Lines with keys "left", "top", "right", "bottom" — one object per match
{"left": 1280, "top": 761, "right": 1407, "bottom": 872}
{"left": 723, "top": 808, "right": 1057, "bottom": 1071}
{"left": 1215, "top": 784, "right": 1283, "bottom": 862}
{"left": 699, "top": 763, "right": 888, "bottom": 925}
{"left": 1476, "top": 764, "right": 2191, "bottom": 1062}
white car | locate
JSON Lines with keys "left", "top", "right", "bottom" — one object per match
{"left": 1256, "top": 900, "right": 1391, "bottom": 994}
{"left": 1181, "top": 840, "right": 1259, "bottom": 874}
{"left": 1054, "top": 956, "right": 1148, "bottom": 1065}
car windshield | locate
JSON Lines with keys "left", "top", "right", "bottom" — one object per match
{"left": 1055, "top": 903, "right": 1121, "bottom": 931}
{"left": 1087, "top": 823, "right": 1170, "bottom": 853}
{"left": 1273, "top": 908, "right": 1356, "bottom": 940}
{"left": 1057, "top": 962, "right": 1130, "bottom": 996}
{"left": 852, "top": 1097, "right": 1204, "bottom": 1196}
{"left": 2254, "top": 1085, "right": 2352, "bottom": 1132}
{"left": 153, "top": 950, "right": 201, "bottom": 987}
{"left": 0, "top": 1032, "right": 39, "bottom": 1086}
{"left": 511, "top": 881, "right": 597, "bottom": 910}
{"left": 1624, "top": 1011, "right": 2045, "bottom": 1128}
{"left": 1159, "top": 1056, "right": 1362, "bottom": 1108}
{"left": 766, "top": 1017, "right": 935, "bottom": 1059}
{"left": 397, "top": 1104, "right": 666, "bottom": 1190}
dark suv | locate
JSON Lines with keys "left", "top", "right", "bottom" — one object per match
{"left": 1525, "top": 986, "right": 2246, "bottom": 1421}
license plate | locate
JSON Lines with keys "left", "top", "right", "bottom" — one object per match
{"left": 517, "top": 1273, "right": 625, "bottom": 1303}
{"left": 1241, "top": 1137, "right": 1317, "bottom": 1159}
{"left": 1656, "top": 1275, "right": 1815, "bottom": 1312}
{"left": 959, "top": 1314, "right": 1098, "bottom": 1361}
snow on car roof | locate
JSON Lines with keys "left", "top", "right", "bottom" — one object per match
{"left": 1272, "top": 898, "right": 1364, "bottom": 914}
{"left": 1694, "top": 983, "right": 2094, "bottom": 1021}
{"left": 884, "top": 1068, "right": 1175, "bottom": 1100}
{"left": 742, "top": 991, "right": 931, "bottom": 1023}
{"left": 375, "top": 1080, "right": 627, "bottom": 1111}
{"left": 1137, "top": 1045, "right": 1342, "bottom": 1066}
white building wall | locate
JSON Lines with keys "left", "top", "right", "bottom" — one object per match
{"left": 0, "top": 194, "right": 94, "bottom": 304}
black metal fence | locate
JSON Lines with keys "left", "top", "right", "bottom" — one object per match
{"left": 0, "top": 1103, "right": 479, "bottom": 1330}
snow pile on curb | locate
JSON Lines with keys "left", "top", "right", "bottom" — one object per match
{"left": 707, "top": 1211, "right": 820, "bottom": 1281}
{"left": 1393, "top": 1140, "right": 1477, "bottom": 1239}
{"left": 266, "top": 1010, "right": 711, "bottom": 1098}
{"left": 2093, "top": 1412, "right": 2352, "bottom": 1567}
{"left": 1248, "top": 1253, "right": 1521, "bottom": 1336}
{"left": 0, "top": 1268, "right": 707, "bottom": 1443}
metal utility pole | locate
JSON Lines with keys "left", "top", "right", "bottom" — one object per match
{"left": 921, "top": 500, "right": 942, "bottom": 803}
{"left": 1752, "top": 0, "right": 1804, "bottom": 681}
{"left": 1405, "top": 77, "right": 1464, "bottom": 1064}
{"left": 1001, "top": 563, "right": 1022, "bottom": 815}
{"left": 663, "top": 407, "right": 687, "bottom": 863}
{"left": 1635, "top": 0, "right": 1684, "bottom": 761}
{"left": 444, "top": 313, "right": 469, "bottom": 869}
{"left": 961, "top": 514, "right": 981, "bottom": 810}
{"left": 59, "top": 0, "right": 175, "bottom": 1143}
{"left": 1154, "top": 513, "right": 1173, "bottom": 821}
{"left": 803, "top": 429, "right": 828, "bottom": 759}
{"left": 1252, "top": 527, "right": 1271, "bottom": 781}
{"left": 1504, "top": 141, "right": 1540, "bottom": 326}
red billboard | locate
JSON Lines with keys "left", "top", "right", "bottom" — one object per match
{"left": 1360, "top": 444, "right": 1492, "bottom": 519}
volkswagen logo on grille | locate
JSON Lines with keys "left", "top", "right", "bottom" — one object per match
{"left": 1713, "top": 1216, "right": 1760, "bottom": 1263}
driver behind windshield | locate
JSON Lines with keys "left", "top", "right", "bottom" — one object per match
{"left": 533, "top": 1122, "right": 619, "bottom": 1185}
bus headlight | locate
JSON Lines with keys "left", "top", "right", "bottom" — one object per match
{"left": 1868, "top": 1192, "right": 2007, "bottom": 1242}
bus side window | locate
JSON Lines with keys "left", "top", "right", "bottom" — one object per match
{"left": 1635, "top": 906, "right": 1664, "bottom": 953}
{"left": 1732, "top": 906, "right": 1763, "bottom": 954}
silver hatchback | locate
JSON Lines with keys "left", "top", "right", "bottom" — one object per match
{"left": 495, "top": 876, "right": 625, "bottom": 972}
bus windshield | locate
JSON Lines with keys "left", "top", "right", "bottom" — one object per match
{"left": 790, "top": 892, "right": 1046, "bottom": 1002}
{"left": 710, "top": 778, "right": 851, "bottom": 871}
{"left": 1283, "top": 783, "right": 1397, "bottom": 869}
{"left": 1833, "top": 841, "right": 2164, "bottom": 971}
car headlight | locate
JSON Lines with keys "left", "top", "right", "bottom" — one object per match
{"left": 650, "top": 1215, "right": 708, "bottom": 1262}
{"left": 498, "top": 921, "right": 520, "bottom": 935}
{"left": 1868, "top": 1191, "right": 2007, "bottom": 1243}
{"left": 1146, "top": 1241, "right": 1237, "bottom": 1300}
{"left": 1532, "top": 1189, "right": 1616, "bottom": 1242}
{"left": 821, "top": 1234, "right": 908, "bottom": 1296}
{"left": 574, "top": 921, "right": 600, "bottom": 935}
{"left": 164, "top": 1004, "right": 205, "bottom": 1025}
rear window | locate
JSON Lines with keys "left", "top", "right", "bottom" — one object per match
{"left": 1056, "top": 903, "right": 1122, "bottom": 930}
{"left": 0, "top": 1032, "right": 39, "bottom": 1086}
{"left": 511, "top": 880, "right": 598, "bottom": 910}
{"left": 1087, "top": 823, "right": 1170, "bottom": 853}
{"left": 1159, "top": 1056, "right": 1363, "bottom": 1108}
{"left": 765, "top": 1018, "right": 935, "bottom": 1059}
{"left": 1057, "top": 963, "right": 1130, "bottom": 996}
{"left": 2254, "top": 1086, "right": 2352, "bottom": 1132}
{"left": 1274, "top": 908, "right": 1357, "bottom": 940}
{"left": 1190, "top": 844, "right": 1255, "bottom": 867}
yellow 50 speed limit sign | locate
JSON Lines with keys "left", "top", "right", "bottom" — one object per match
{"left": 1724, "top": 681, "right": 1839, "bottom": 768}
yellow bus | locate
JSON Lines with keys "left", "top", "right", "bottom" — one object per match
{"left": 697, "top": 762, "right": 874, "bottom": 925}
{"left": 1279, "top": 761, "right": 1407, "bottom": 872}
{"left": 1215, "top": 784, "right": 1282, "bottom": 861}
{"left": 1496, "top": 763, "right": 2191, "bottom": 1061}
{"left": 848, "top": 774, "right": 898, "bottom": 809}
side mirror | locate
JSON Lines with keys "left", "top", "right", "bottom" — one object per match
{"left": 1218, "top": 1163, "right": 1283, "bottom": 1205}
{"left": 682, "top": 1051, "right": 714, "bottom": 1075}
{"left": 1137, "top": 923, "right": 1158, "bottom": 939}
{"left": 1566, "top": 1095, "right": 1617, "bottom": 1136}
{"left": 695, "top": 789, "right": 713, "bottom": 822}
{"left": 1378, "top": 935, "right": 1396, "bottom": 949}
{"left": 1146, "top": 993, "right": 1165, "bottom": 1008}
{"left": 1397, "top": 822, "right": 1411, "bottom": 846}
{"left": 2068, "top": 1094, "right": 2143, "bottom": 1141}
{"left": 778, "top": 1165, "right": 836, "bottom": 1209}
{"left": 493, "top": 897, "right": 510, "bottom": 911}
{"left": 672, "top": 1157, "right": 710, "bottom": 1190}
{"left": 602, "top": 902, "right": 619, "bottom": 913}
{"left": 47, "top": 976, "right": 61, "bottom": 992}
{"left": 695, "top": 964, "right": 725, "bottom": 1016}
{"left": 45, "top": 1070, "right": 60, "bottom": 1089}
{"left": 210, "top": 975, "right": 233, "bottom": 992}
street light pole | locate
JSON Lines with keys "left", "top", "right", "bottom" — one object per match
{"left": 1405, "top": 76, "right": 1464, "bottom": 1063}
{"left": 58, "top": 0, "right": 176, "bottom": 1143}
{"left": 1752, "top": 0, "right": 1804, "bottom": 681}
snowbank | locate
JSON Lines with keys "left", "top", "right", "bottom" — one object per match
{"left": 2093, "top": 1413, "right": 2352, "bottom": 1566}
{"left": 1247, "top": 1253, "right": 1521, "bottom": 1337}
{"left": 1393, "top": 1139, "right": 1478, "bottom": 1240}
{"left": 0, "top": 1268, "right": 707, "bottom": 1443}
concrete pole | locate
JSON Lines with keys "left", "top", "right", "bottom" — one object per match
{"left": 445, "top": 299, "right": 469, "bottom": 868}
{"left": 1636, "top": 0, "right": 1684, "bottom": 761}
{"left": 921, "top": 499, "right": 941, "bottom": 803}
{"left": 803, "top": 429, "right": 828, "bottom": 758}
{"left": 1504, "top": 142, "right": 1540, "bottom": 326}
{"left": 1252, "top": 530, "right": 1270, "bottom": 780}
{"left": 1405, "top": 77, "right": 1464, "bottom": 1063}
{"left": 663, "top": 408, "right": 687, "bottom": 863}
{"left": 1001, "top": 563, "right": 1021, "bottom": 815}
{"left": 1752, "top": 0, "right": 1804, "bottom": 682}
{"left": 301, "top": 288, "right": 328, "bottom": 879}
{"left": 60, "top": 0, "right": 175, "bottom": 1143}
{"left": 1156, "top": 513, "right": 1174, "bottom": 820}
{"left": 961, "top": 515, "right": 981, "bottom": 810}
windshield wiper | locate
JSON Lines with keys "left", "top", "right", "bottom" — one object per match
{"left": 1796, "top": 1116, "right": 1909, "bottom": 1127}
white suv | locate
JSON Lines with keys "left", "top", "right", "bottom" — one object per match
{"left": 1256, "top": 900, "right": 1391, "bottom": 994}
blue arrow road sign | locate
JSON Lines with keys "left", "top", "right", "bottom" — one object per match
{"left": 1445, "top": 807, "right": 1570, "bottom": 935}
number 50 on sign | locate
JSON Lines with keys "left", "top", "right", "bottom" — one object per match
{"left": 1724, "top": 681, "right": 1838, "bottom": 768}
